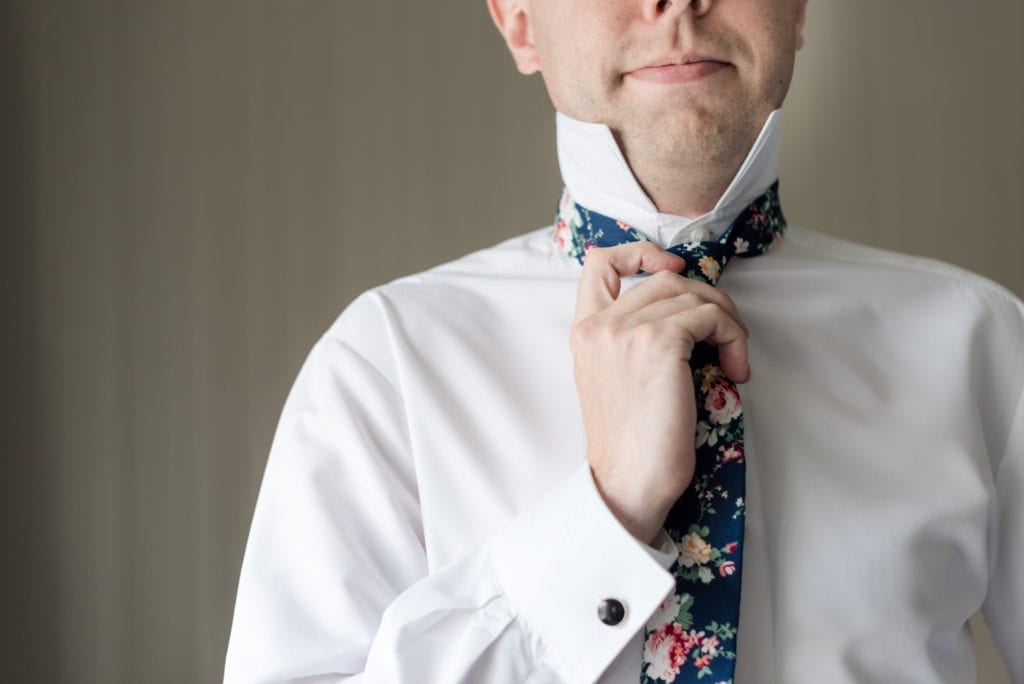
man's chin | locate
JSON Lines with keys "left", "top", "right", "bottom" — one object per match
{"left": 619, "top": 108, "right": 754, "bottom": 166}
{"left": 631, "top": 104, "right": 734, "bottom": 139}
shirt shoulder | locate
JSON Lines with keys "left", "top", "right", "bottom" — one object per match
{"left": 318, "top": 225, "right": 575, "bottom": 386}
{"left": 781, "top": 225, "right": 1024, "bottom": 315}
{"left": 395, "top": 225, "right": 572, "bottom": 285}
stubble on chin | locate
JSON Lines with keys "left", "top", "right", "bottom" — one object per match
{"left": 613, "top": 101, "right": 762, "bottom": 185}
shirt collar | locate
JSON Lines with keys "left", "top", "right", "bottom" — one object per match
{"left": 555, "top": 109, "right": 782, "bottom": 247}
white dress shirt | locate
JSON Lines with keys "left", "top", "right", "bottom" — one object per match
{"left": 225, "top": 110, "right": 1024, "bottom": 683}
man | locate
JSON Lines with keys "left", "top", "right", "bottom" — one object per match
{"left": 225, "top": 0, "right": 1023, "bottom": 681}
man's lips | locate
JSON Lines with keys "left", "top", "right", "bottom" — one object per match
{"left": 626, "top": 59, "right": 729, "bottom": 85}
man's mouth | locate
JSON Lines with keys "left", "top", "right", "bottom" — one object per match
{"left": 627, "top": 56, "right": 730, "bottom": 85}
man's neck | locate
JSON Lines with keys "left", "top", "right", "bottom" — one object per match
{"left": 624, "top": 153, "right": 749, "bottom": 219}
{"left": 612, "top": 126, "right": 759, "bottom": 219}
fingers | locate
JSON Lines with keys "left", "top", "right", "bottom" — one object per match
{"left": 616, "top": 302, "right": 749, "bottom": 382}
{"left": 575, "top": 301, "right": 749, "bottom": 383}
{"left": 575, "top": 243, "right": 685, "bottom": 321}
{"left": 572, "top": 242, "right": 750, "bottom": 383}
{"left": 659, "top": 303, "right": 750, "bottom": 383}
{"left": 574, "top": 243, "right": 747, "bottom": 337}
{"left": 614, "top": 270, "right": 748, "bottom": 336}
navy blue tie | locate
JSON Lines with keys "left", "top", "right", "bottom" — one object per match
{"left": 554, "top": 182, "right": 786, "bottom": 683}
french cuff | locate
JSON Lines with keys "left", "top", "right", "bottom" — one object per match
{"left": 645, "top": 528, "right": 679, "bottom": 570}
{"left": 489, "top": 463, "right": 676, "bottom": 684}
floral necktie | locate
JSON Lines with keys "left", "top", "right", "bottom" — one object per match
{"left": 554, "top": 182, "right": 787, "bottom": 684}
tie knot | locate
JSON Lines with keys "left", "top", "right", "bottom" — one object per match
{"left": 554, "top": 181, "right": 787, "bottom": 285}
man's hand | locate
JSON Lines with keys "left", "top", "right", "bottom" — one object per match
{"left": 571, "top": 242, "right": 751, "bottom": 545}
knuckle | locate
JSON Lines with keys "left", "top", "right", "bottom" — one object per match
{"left": 616, "top": 242, "right": 648, "bottom": 256}
{"left": 679, "top": 292, "right": 705, "bottom": 309}
{"left": 570, "top": 317, "right": 595, "bottom": 345}
{"left": 580, "top": 247, "right": 609, "bottom": 267}
{"left": 628, "top": 321, "right": 661, "bottom": 351}
{"left": 651, "top": 269, "right": 677, "bottom": 284}
{"left": 675, "top": 274, "right": 699, "bottom": 293}
{"left": 716, "top": 291, "right": 738, "bottom": 313}
{"left": 696, "top": 301, "right": 722, "bottom": 317}
{"left": 651, "top": 270, "right": 694, "bottom": 297}
{"left": 603, "top": 316, "right": 626, "bottom": 338}
{"left": 574, "top": 315, "right": 624, "bottom": 348}
{"left": 634, "top": 321, "right": 659, "bottom": 343}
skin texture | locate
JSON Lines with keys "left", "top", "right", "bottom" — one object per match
{"left": 488, "top": 0, "right": 807, "bottom": 543}
{"left": 488, "top": 0, "right": 806, "bottom": 216}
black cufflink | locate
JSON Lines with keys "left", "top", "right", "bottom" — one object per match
{"left": 597, "top": 598, "right": 626, "bottom": 626}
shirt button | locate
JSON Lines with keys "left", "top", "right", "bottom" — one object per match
{"left": 597, "top": 598, "right": 626, "bottom": 626}
{"left": 691, "top": 227, "right": 712, "bottom": 242}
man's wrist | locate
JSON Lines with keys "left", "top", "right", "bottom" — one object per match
{"left": 590, "top": 466, "right": 670, "bottom": 545}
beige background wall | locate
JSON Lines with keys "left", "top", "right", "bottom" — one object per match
{"left": 2, "top": 2, "right": 1020, "bottom": 682}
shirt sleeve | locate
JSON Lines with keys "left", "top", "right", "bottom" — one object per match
{"left": 223, "top": 329, "right": 675, "bottom": 683}
{"left": 982, "top": 383, "right": 1024, "bottom": 682}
